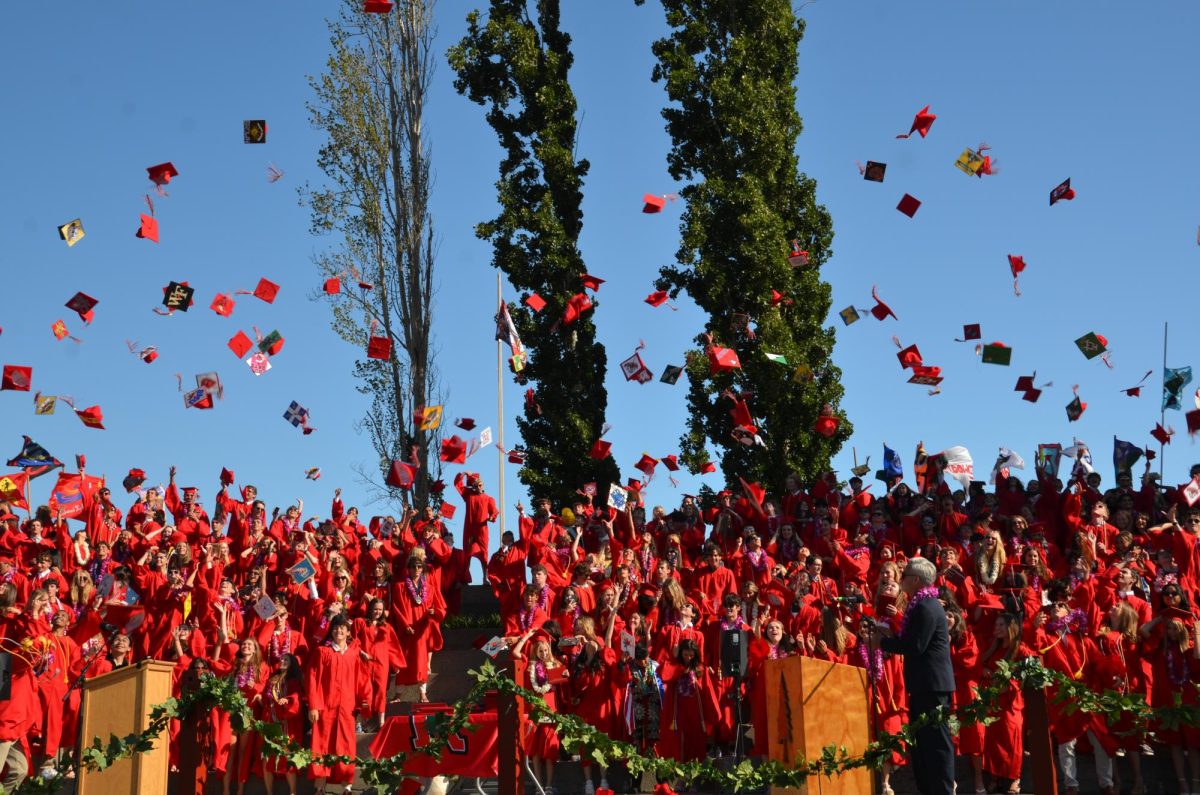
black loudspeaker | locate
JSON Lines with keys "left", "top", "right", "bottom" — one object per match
{"left": 720, "top": 628, "right": 747, "bottom": 678}
{"left": 0, "top": 651, "right": 11, "bottom": 701}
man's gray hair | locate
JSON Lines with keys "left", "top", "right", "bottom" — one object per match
{"left": 904, "top": 557, "right": 937, "bottom": 586}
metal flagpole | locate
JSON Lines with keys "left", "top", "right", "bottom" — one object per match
{"left": 1160, "top": 322, "right": 1168, "bottom": 476}
{"left": 497, "top": 273, "right": 506, "bottom": 536}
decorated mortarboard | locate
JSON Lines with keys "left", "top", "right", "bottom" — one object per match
{"left": 57, "top": 219, "right": 85, "bottom": 247}
{"left": 896, "top": 105, "right": 936, "bottom": 139}
{"left": 660, "top": 364, "right": 683, "bottom": 385}
{"left": 288, "top": 558, "right": 317, "bottom": 584}
{"left": 440, "top": 435, "right": 467, "bottom": 464}
{"left": 908, "top": 365, "right": 942, "bottom": 386}
{"left": 122, "top": 468, "right": 147, "bottom": 493}
{"left": 246, "top": 352, "right": 272, "bottom": 376}
{"left": 258, "top": 329, "right": 285, "bottom": 356}
{"left": 367, "top": 334, "right": 392, "bottom": 360}
{"left": 210, "top": 293, "right": 235, "bottom": 316}
{"left": 764, "top": 352, "right": 788, "bottom": 365}
{"left": 415, "top": 405, "right": 443, "bottom": 431}
{"left": 896, "top": 344, "right": 922, "bottom": 370}
{"left": 589, "top": 439, "right": 612, "bottom": 459}
{"left": 455, "top": 417, "right": 476, "bottom": 431}
{"left": 642, "top": 192, "right": 677, "bottom": 213}
{"left": 980, "top": 343, "right": 1012, "bottom": 366}
{"left": 581, "top": 273, "right": 605, "bottom": 291}
{"left": 869, "top": 286, "right": 896, "bottom": 321}
{"left": 385, "top": 460, "right": 415, "bottom": 489}
{"left": 620, "top": 343, "right": 653, "bottom": 384}
{"left": 228, "top": 330, "right": 253, "bottom": 358}
{"left": 1074, "top": 332, "right": 1107, "bottom": 360}
{"left": 183, "top": 388, "right": 212, "bottom": 409}
{"left": 65, "top": 292, "right": 98, "bottom": 323}
{"left": 896, "top": 194, "right": 922, "bottom": 218}
{"left": 1007, "top": 255, "right": 1026, "bottom": 296}
{"left": 363, "top": 0, "right": 394, "bottom": 11}
{"left": 147, "top": 162, "right": 178, "bottom": 186}
{"left": 506, "top": 447, "right": 526, "bottom": 465}
{"left": 283, "top": 401, "right": 314, "bottom": 434}
{"left": 1066, "top": 389, "right": 1087, "bottom": 422}
{"left": 1, "top": 365, "right": 32, "bottom": 391}
{"left": 162, "top": 281, "right": 195, "bottom": 312}
{"left": 524, "top": 293, "right": 546, "bottom": 312}
{"left": 34, "top": 394, "right": 57, "bottom": 414}
{"left": 860, "top": 161, "right": 886, "bottom": 182}
{"left": 136, "top": 213, "right": 159, "bottom": 243}
{"left": 51, "top": 320, "right": 70, "bottom": 341}
{"left": 304, "top": 467, "right": 321, "bottom": 481}
{"left": 74, "top": 404, "right": 105, "bottom": 430}
{"left": 253, "top": 278, "right": 280, "bottom": 304}
{"left": 839, "top": 306, "right": 861, "bottom": 326}
{"left": 1049, "top": 177, "right": 1076, "bottom": 206}
{"left": 323, "top": 277, "right": 341, "bottom": 295}
{"left": 243, "top": 120, "right": 267, "bottom": 144}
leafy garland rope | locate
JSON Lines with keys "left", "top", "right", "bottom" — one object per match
{"left": 70, "top": 657, "right": 1200, "bottom": 795}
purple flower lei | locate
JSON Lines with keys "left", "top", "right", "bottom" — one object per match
{"left": 1047, "top": 608, "right": 1088, "bottom": 636}
{"left": 406, "top": 575, "right": 427, "bottom": 606}
{"left": 857, "top": 641, "right": 884, "bottom": 682}
{"left": 899, "top": 585, "right": 941, "bottom": 637}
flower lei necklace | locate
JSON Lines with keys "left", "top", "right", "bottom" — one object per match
{"left": 406, "top": 575, "right": 427, "bottom": 606}
{"left": 899, "top": 586, "right": 941, "bottom": 637}
{"left": 720, "top": 617, "right": 742, "bottom": 632}
{"left": 857, "top": 642, "right": 884, "bottom": 682}
{"left": 532, "top": 660, "right": 552, "bottom": 694}
{"left": 1165, "top": 646, "right": 1189, "bottom": 686}
{"left": 747, "top": 549, "right": 767, "bottom": 572}
{"left": 677, "top": 669, "right": 698, "bottom": 698}
{"left": 236, "top": 663, "right": 256, "bottom": 690}
{"left": 270, "top": 628, "right": 292, "bottom": 661}
{"left": 1047, "top": 608, "right": 1088, "bottom": 636}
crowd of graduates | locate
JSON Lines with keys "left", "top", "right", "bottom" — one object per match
{"left": 2, "top": 456, "right": 1200, "bottom": 795}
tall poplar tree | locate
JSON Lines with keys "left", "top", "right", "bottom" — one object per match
{"left": 449, "top": 1, "right": 619, "bottom": 503}
{"left": 636, "top": 0, "right": 848, "bottom": 487}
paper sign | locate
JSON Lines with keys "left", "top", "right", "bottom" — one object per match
{"left": 481, "top": 636, "right": 508, "bottom": 658}
{"left": 254, "top": 595, "right": 279, "bottom": 621}
{"left": 288, "top": 558, "right": 316, "bottom": 585}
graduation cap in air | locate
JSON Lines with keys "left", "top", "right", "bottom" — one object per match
{"left": 1074, "top": 332, "right": 1107, "bottom": 360}
{"left": 561, "top": 293, "right": 593, "bottom": 325}
{"left": 243, "top": 120, "right": 267, "bottom": 144}
{"left": 246, "top": 352, "right": 272, "bottom": 376}
{"left": 258, "top": 330, "right": 285, "bottom": 356}
{"left": 589, "top": 439, "right": 612, "bottom": 460}
{"left": 455, "top": 417, "right": 476, "bottom": 431}
{"left": 839, "top": 306, "right": 861, "bottom": 326}
{"left": 211, "top": 294, "right": 235, "bottom": 316}
{"left": 323, "top": 278, "right": 341, "bottom": 295}
{"left": 122, "top": 468, "right": 146, "bottom": 493}
{"left": 162, "top": 281, "right": 195, "bottom": 312}
{"left": 506, "top": 447, "right": 526, "bottom": 465}
{"left": 707, "top": 344, "right": 741, "bottom": 373}
{"left": 660, "top": 365, "right": 683, "bottom": 385}
{"left": 897, "top": 344, "right": 922, "bottom": 370}
{"left": 58, "top": 219, "right": 85, "bottom": 247}
{"left": 367, "top": 335, "right": 392, "bottom": 361}
{"left": 700, "top": 461, "right": 717, "bottom": 474}
{"left": 642, "top": 193, "right": 676, "bottom": 213}
{"left": 51, "top": 320, "right": 70, "bottom": 341}
{"left": 253, "top": 278, "right": 280, "bottom": 304}
{"left": 440, "top": 435, "right": 467, "bottom": 464}
{"left": 869, "top": 286, "right": 896, "bottom": 321}
{"left": 363, "top": 0, "right": 394, "bottom": 11}
{"left": 1007, "top": 255, "right": 1026, "bottom": 296}
{"left": 896, "top": 105, "right": 936, "bottom": 139}
{"left": 860, "top": 161, "right": 886, "bottom": 182}
{"left": 228, "top": 330, "right": 253, "bottom": 358}
{"left": 896, "top": 194, "right": 921, "bottom": 218}
{"left": 581, "top": 274, "right": 604, "bottom": 292}
{"left": 908, "top": 365, "right": 942, "bottom": 386}
{"left": 65, "top": 292, "right": 98, "bottom": 324}
{"left": 1150, "top": 423, "right": 1174, "bottom": 446}
{"left": 440, "top": 502, "right": 457, "bottom": 519}
{"left": 958, "top": 323, "right": 981, "bottom": 342}
{"left": 1066, "top": 390, "right": 1087, "bottom": 422}
{"left": 787, "top": 239, "right": 809, "bottom": 266}
{"left": 386, "top": 460, "right": 416, "bottom": 489}
{"left": 633, "top": 453, "right": 658, "bottom": 478}
{"left": 662, "top": 454, "right": 680, "bottom": 472}
{"left": 1049, "top": 178, "right": 1076, "bottom": 206}
{"left": 1121, "top": 370, "right": 1153, "bottom": 397}
{"left": 1, "top": 365, "right": 32, "bottom": 392}
{"left": 645, "top": 290, "right": 672, "bottom": 308}
{"left": 1187, "top": 409, "right": 1200, "bottom": 437}
{"left": 74, "top": 405, "right": 105, "bottom": 430}
{"left": 146, "top": 162, "right": 178, "bottom": 186}
{"left": 524, "top": 293, "right": 546, "bottom": 312}
{"left": 813, "top": 405, "right": 840, "bottom": 438}
{"left": 1015, "top": 375, "right": 1042, "bottom": 403}
{"left": 981, "top": 343, "right": 1012, "bottom": 366}
{"left": 136, "top": 214, "right": 159, "bottom": 243}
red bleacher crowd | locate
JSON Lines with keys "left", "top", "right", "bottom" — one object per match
{"left": 2, "top": 460, "right": 1200, "bottom": 795}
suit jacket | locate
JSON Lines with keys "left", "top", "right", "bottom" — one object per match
{"left": 879, "top": 595, "right": 955, "bottom": 694}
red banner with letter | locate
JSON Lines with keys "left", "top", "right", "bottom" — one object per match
{"left": 369, "top": 710, "right": 498, "bottom": 778}
{"left": 47, "top": 471, "right": 104, "bottom": 520}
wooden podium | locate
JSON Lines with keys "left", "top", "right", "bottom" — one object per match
{"left": 77, "top": 659, "right": 175, "bottom": 795}
{"left": 763, "top": 656, "right": 873, "bottom": 795}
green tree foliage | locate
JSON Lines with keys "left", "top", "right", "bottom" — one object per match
{"left": 448, "top": 1, "right": 619, "bottom": 503}
{"left": 635, "top": 0, "right": 848, "bottom": 488}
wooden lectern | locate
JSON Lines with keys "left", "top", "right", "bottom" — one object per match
{"left": 763, "top": 656, "right": 873, "bottom": 795}
{"left": 77, "top": 659, "right": 175, "bottom": 795}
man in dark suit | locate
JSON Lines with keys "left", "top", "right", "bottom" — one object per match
{"left": 874, "top": 557, "right": 956, "bottom": 795}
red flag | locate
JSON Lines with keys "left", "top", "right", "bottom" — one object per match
{"left": 0, "top": 471, "right": 30, "bottom": 510}
{"left": 47, "top": 471, "right": 105, "bottom": 520}
{"left": 370, "top": 711, "right": 498, "bottom": 777}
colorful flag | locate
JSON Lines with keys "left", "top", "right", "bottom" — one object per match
{"left": 6, "top": 435, "right": 63, "bottom": 478}
{"left": 1036, "top": 443, "right": 1063, "bottom": 479}
{"left": 1164, "top": 366, "right": 1193, "bottom": 411}
{"left": 882, "top": 444, "right": 904, "bottom": 482}
{"left": 0, "top": 471, "right": 30, "bottom": 510}
{"left": 1064, "top": 439, "right": 1093, "bottom": 477}
{"left": 495, "top": 299, "right": 524, "bottom": 357}
{"left": 913, "top": 442, "right": 929, "bottom": 493}
{"left": 990, "top": 447, "right": 1025, "bottom": 484}
{"left": 1112, "top": 436, "right": 1143, "bottom": 475}
{"left": 47, "top": 471, "right": 105, "bottom": 520}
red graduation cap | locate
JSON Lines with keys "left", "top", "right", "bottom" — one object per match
{"left": 870, "top": 286, "right": 897, "bottom": 321}
{"left": 140, "top": 347, "right": 158, "bottom": 364}
{"left": 363, "top": 0, "right": 394, "bottom": 11}
{"left": 562, "top": 293, "right": 592, "bottom": 325}
{"left": 65, "top": 292, "right": 98, "bottom": 324}
{"left": 959, "top": 323, "right": 981, "bottom": 341}
{"left": 507, "top": 448, "right": 526, "bottom": 465}
{"left": 210, "top": 294, "right": 235, "bottom": 317}
{"left": 633, "top": 453, "right": 658, "bottom": 477}
{"left": 1187, "top": 409, "right": 1200, "bottom": 437}
{"left": 440, "top": 502, "right": 457, "bottom": 519}
{"left": 1008, "top": 255, "right": 1026, "bottom": 295}
{"left": 700, "top": 461, "right": 717, "bottom": 474}
{"left": 645, "top": 290, "right": 670, "bottom": 307}
{"left": 386, "top": 460, "right": 415, "bottom": 489}
{"left": 896, "top": 105, "right": 936, "bottom": 139}
{"left": 1151, "top": 423, "right": 1173, "bottom": 446}
{"left": 75, "top": 405, "right": 105, "bottom": 430}
{"left": 770, "top": 289, "right": 792, "bottom": 307}
{"left": 581, "top": 274, "right": 605, "bottom": 291}
{"left": 589, "top": 439, "right": 612, "bottom": 459}
{"left": 896, "top": 194, "right": 921, "bottom": 217}
{"left": 813, "top": 404, "right": 839, "bottom": 438}
{"left": 228, "top": 331, "right": 254, "bottom": 358}
{"left": 524, "top": 293, "right": 546, "bottom": 312}
{"left": 440, "top": 435, "right": 467, "bottom": 464}
{"left": 455, "top": 417, "right": 476, "bottom": 431}
{"left": 729, "top": 398, "right": 755, "bottom": 430}
{"left": 897, "top": 344, "right": 922, "bottom": 370}
{"left": 1, "top": 365, "right": 32, "bottom": 391}
{"left": 323, "top": 278, "right": 341, "bottom": 295}
{"left": 707, "top": 345, "right": 741, "bottom": 373}
{"left": 253, "top": 278, "right": 280, "bottom": 304}
{"left": 219, "top": 468, "right": 235, "bottom": 486}
{"left": 146, "top": 162, "right": 178, "bottom": 186}
{"left": 51, "top": 320, "right": 69, "bottom": 341}
{"left": 662, "top": 454, "right": 680, "bottom": 472}
{"left": 136, "top": 213, "right": 159, "bottom": 243}
{"left": 367, "top": 335, "right": 392, "bottom": 360}
{"left": 1014, "top": 375, "right": 1035, "bottom": 392}
{"left": 1022, "top": 388, "right": 1042, "bottom": 403}
{"left": 642, "top": 193, "right": 666, "bottom": 213}
{"left": 1050, "top": 177, "right": 1076, "bottom": 206}
{"left": 908, "top": 365, "right": 942, "bottom": 386}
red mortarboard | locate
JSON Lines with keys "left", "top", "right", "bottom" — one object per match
{"left": 1050, "top": 177, "right": 1076, "bottom": 206}
{"left": 228, "top": 331, "right": 253, "bottom": 358}
{"left": 122, "top": 468, "right": 146, "bottom": 493}
{"left": 210, "top": 294, "right": 235, "bottom": 317}
{"left": 1160, "top": 606, "right": 1196, "bottom": 627}
{"left": 1022, "top": 388, "right": 1042, "bottom": 403}
{"left": 1008, "top": 254, "right": 1026, "bottom": 295}
{"left": 896, "top": 105, "right": 936, "bottom": 139}
{"left": 455, "top": 417, "right": 476, "bottom": 431}
{"left": 896, "top": 194, "right": 922, "bottom": 218}
{"left": 367, "top": 335, "right": 392, "bottom": 361}
{"left": 642, "top": 193, "right": 666, "bottom": 213}
{"left": 707, "top": 344, "right": 741, "bottom": 373}
{"left": 141, "top": 348, "right": 158, "bottom": 364}
{"left": 146, "top": 162, "right": 178, "bottom": 185}
{"left": 440, "top": 435, "right": 467, "bottom": 465}
{"left": 524, "top": 293, "right": 546, "bottom": 312}
{"left": 740, "top": 478, "right": 766, "bottom": 512}
{"left": 975, "top": 593, "right": 1004, "bottom": 613}
{"left": 507, "top": 448, "right": 526, "bottom": 465}
{"left": 50, "top": 320, "right": 68, "bottom": 341}
{"left": 1015, "top": 375, "right": 1035, "bottom": 392}
{"left": 75, "top": 405, "right": 105, "bottom": 430}
{"left": 897, "top": 344, "right": 922, "bottom": 370}
{"left": 730, "top": 398, "right": 754, "bottom": 429}
{"left": 770, "top": 289, "right": 792, "bottom": 307}
{"left": 441, "top": 502, "right": 457, "bottom": 519}
{"left": 589, "top": 439, "right": 612, "bottom": 459}
{"left": 813, "top": 406, "right": 839, "bottom": 438}
{"left": 662, "top": 454, "right": 680, "bottom": 472}
{"left": 220, "top": 468, "right": 235, "bottom": 486}
{"left": 626, "top": 478, "right": 643, "bottom": 494}
{"left": 1, "top": 365, "right": 32, "bottom": 392}
{"left": 700, "top": 461, "right": 716, "bottom": 474}
{"left": 323, "top": 278, "right": 341, "bottom": 295}
{"left": 1151, "top": 423, "right": 1173, "bottom": 445}
{"left": 562, "top": 293, "right": 593, "bottom": 325}
{"left": 645, "top": 290, "right": 670, "bottom": 307}
{"left": 65, "top": 292, "right": 98, "bottom": 323}
{"left": 253, "top": 278, "right": 280, "bottom": 303}
{"left": 136, "top": 213, "right": 159, "bottom": 243}
{"left": 581, "top": 274, "right": 604, "bottom": 291}
{"left": 1187, "top": 409, "right": 1200, "bottom": 437}
{"left": 363, "top": 0, "right": 394, "bottom": 11}
{"left": 386, "top": 460, "right": 415, "bottom": 489}
{"left": 1124, "top": 387, "right": 1142, "bottom": 397}
{"left": 634, "top": 453, "right": 658, "bottom": 477}
{"left": 908, "top": 365, "right": 942, "bottom": 386}
{"left": 960, "top": 323, "right": 981, "bottom": 341}
{"left": 870, "top": 286, "right": 896, "bottom": 321}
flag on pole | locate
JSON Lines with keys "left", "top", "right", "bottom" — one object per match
{"left": 1112, "top": 436, "right": 1143, "bottom": 475}
{"left": 1164, "top": 366, "right": 1193, "bottom": 410}
{"left": 0, "top": 471, "right": 30, "bottom": 510}
{"left": 882, "top": 444, "right": 903, "bottom": 483}
{"left": 6, "top": 435, "right": 64, "bottom": 478}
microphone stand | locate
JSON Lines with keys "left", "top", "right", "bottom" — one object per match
{"left": 863, "top": 620, "right": 883, "bottom": 795}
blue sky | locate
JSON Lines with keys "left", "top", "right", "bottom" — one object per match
{"left": 2, "top": 2, "right": 1198, "bottom": 573}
